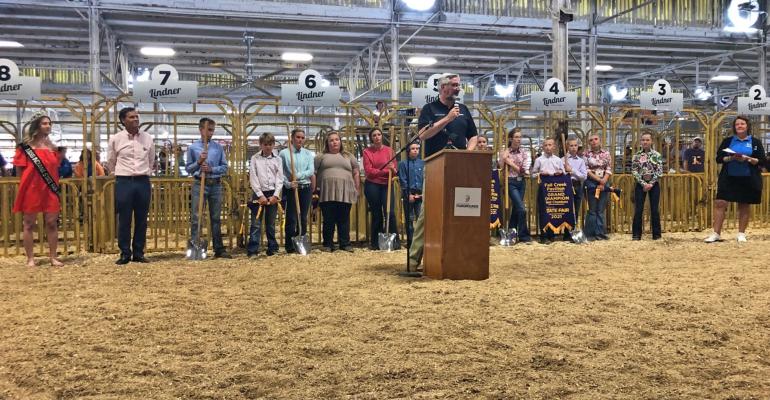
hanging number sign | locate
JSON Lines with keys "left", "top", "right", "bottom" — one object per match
{"left": 281, "top": 69, "right": 341, "bottom": 106}
{"left": 411, "top": 73, "right": 465, "bottom": 107}
{"left": 0, "top": 59, "right": 41, "bottom": 100}
{"left": 737, "top": 85, "right": 770, "bottom": 115}
{"left": 530, "top": 78, "right": 577, "bottom": 111}
{"left": 640, "top": 79, "right": 683, "bottom": 111}
{"left": 133, "top": 64, "right": 198, "bottom": 103}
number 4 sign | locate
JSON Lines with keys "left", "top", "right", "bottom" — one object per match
{"left": 0, "top": 59, "right": 42, "bottom": 100}
{"left": 133, "top": 64, "right": 198, "bottom": 103}
{"left": 530, "top": 78, "right": 577, "bottom": 111}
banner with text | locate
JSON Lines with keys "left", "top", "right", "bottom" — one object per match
{"left": 490, "top": 169, "right": 501, "bottom": 229}
{"left": 530, "top": 78, "right": 577, "bottom": 111}
{"left": 411, "top": 73, "right": 465, "bottom": 107}
{"left": 133, "top": 64, "right": 198, "bottom": 103}
{"left": 640, "top": 79, "right": 683, "bottom": 111}
{"left": 0, "top": 59, "right": 41, "bottom": 100}
{"left": 537, "top": 174, "right": 575, "bottom": 234}
{"left": 737, "top": 85, "right": 770, "bottom": 115}
{"left": 281, "top": 69, "right": 341, "bottom": 106}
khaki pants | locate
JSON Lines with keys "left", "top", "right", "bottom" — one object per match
{"left": 408, "top": 182, "right": 426, "bottom": 265}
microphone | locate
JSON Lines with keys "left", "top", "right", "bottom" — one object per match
{"left": 451, "top": 95, "right": 463, "bottom": 116}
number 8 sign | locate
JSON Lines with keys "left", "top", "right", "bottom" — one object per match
{"left": 0, "top": 59, "right": 42, "bottom": 100}
{"left": 0, "top": 59, "right": 20, "bottom": 82}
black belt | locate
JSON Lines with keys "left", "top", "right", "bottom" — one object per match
{"left": 297, "top": 183, "right": 311, "bottom": 189}
{"left": 116, "top": 175, "right": 149, "bottom": 181}
{"left": 193, "top": 177, "right": 221, "bottom": 185}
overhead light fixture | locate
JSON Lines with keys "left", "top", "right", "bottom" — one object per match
{"left": 608, "top": 84, "right": 628, "bottom": 101}
{"left": 724, "top": 0, "right": 761, "bottom": 33}
{"left": 709, "top": 74, "right": 739, "bottom": 82}
{"left": 494, "top": 83, "right": 514, "bottom": 98}
{"left": 210, "top": 59, "right": 225, "bottom": 67}
{"left": 320, "top": 79, "right": 331, "bottom": 87}
{"left": 281, "top": 52, "right": 313, "bottom": 62}
{"left": 402, "top": 0, "right": 436, "bottom": 11}
{"left": 521, "top": 115, "right": 538, "bottom": 119}
{"left": 0, "top": 40, "right": 24, "bottom": 48}
{"left": 407, "top": 56, "right": 437, "bottom": 66}
{"left": 594, "top": 65, "right": 613, "bottom": 72}
{"left": 694, "top": 85, "right": 713, "bottom": 101}
{"left": 140, "top": 47, "right": 175, "bottom": 57}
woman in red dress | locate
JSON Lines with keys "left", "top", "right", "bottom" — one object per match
{"left": 13, "top": 113, "right": 62, "bottom": 267}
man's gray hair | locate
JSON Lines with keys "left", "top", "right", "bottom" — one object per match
{"left": 438, "top": 73, "right": 459, "bottom": 88}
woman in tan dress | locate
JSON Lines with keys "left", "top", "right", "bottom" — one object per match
{"left": 314, "top": 131, "right": 360, "bottom": 252}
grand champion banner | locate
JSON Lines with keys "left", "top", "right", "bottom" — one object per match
{"left": 537, "top": 174, "right": 575, "bottom": 234}
{"left": 490, "top": 169, "right": 502, "bottom": 229}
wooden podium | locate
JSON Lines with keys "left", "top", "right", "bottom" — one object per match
{"left": 423, "top": 149, "right": 492, "bottom": 280}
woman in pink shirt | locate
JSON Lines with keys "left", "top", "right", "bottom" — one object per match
{"left": 363, "top": 128, "right": 399, "bottom": 250}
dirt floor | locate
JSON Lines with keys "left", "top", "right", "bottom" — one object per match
{"left": 0, "top": 229, "right": 769, "bottom": 400}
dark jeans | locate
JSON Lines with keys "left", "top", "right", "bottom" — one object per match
{"left": 248, "top": 190, "right": 278, "bottom": 254}
{"left": 584, "top": 181, "right": 609, "bottom": 238}
{"left": 632, "top": 182, "right": 661, "bottom": 238}
{"left": 284, "top": 185, "right": 312, "bottom": 252}
{"left": 320, "top": 201, "right": 352, "bottom": 249}
{"left": 507, "top": 179, "right": 531, "bottom": 241}
{"left": 190, "top": 182, "right": 225, "bottom": 254}
{"left": 115, "top": 176, "right": 151, "bottom": 258}
{"left": 402, "top": 194, "right": 422, "bottom": 249}
{"left": 364, "top": 181, "right": 399, "bottom": 248}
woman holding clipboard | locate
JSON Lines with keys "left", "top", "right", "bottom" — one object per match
{"left": 704, "top": 116, "right": 766, "bottom": 243}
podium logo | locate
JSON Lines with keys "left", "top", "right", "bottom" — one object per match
{"left": 454, "top": 187, "right": 482, "bottom": 217}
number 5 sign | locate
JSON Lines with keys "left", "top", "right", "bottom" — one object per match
{"left": 281, "top": 69, "right": 341, "bottom": 106}
{"left": 0, "top": 59, "right": 42, "bottom": 100}
{"left": 133, "top": 64, "right": 198, "bottom": 103}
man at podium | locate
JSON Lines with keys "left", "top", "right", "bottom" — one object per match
{"left": 408, "top": 73, "right": 478, "bottom": 268}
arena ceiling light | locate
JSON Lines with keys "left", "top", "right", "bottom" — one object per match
{"left": 494, "top": 83, "right": 514, "bottom": 98}
{"left": 724, "top": 0, "right": 761, "bottom": 33}
{"left": 694, "top": 86, "right": 713, "bottom": 101}
{"left": 709, "top": 74, "right": 739, "bottom": 82}
{"left": 140, "top": 47, "right": 175, "bottom": 57}
{"left": 608, "top": 84, "right": 628, "bottom": 102}
{"left": 587, "top": 65, "right": 613, "bottom": 72}
{"left": 407, "top": 56, "right": 437, "bottom": 66}
{"left": 402, "top": 0, "right": 436, "bottom": 11}
{"left": 0, "top": 40, "right": 24, "bottom": 48}
{"left": 281, "top": 52, "right": 313, "bottom": 62}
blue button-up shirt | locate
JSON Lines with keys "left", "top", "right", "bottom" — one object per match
{"left": 398, "top": 156, "right": 424, "bottom": 193}
{"left": 279, "top": 146, "right": 315, "bottom": 188}
{"left": 186, "top": 140, "right": 228, "bottom": 178}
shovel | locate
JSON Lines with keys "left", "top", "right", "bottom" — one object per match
{"left": 378, "top": 169, "right": 398, "bottom": 251}
{"left": 288, "top": 144, "right": 311, "bottom": 255}
{"left": 498, "top": 163, "right": 517, "bottom": 246}
{"left": 560, "top": 132, "right": 586, "bottom": 244}
{"left": 186, "top": 141, "right": 210, "bottom": 260}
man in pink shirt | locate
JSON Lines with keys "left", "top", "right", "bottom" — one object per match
{"left": 107, "top": 107, "right": 155, "bottom": 265}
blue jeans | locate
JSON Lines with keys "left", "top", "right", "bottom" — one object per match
{"left": 247, "top": 190, "right": 279, "bottom": 254}
{"left": 584, "top": 181, "right": 609, "bottom": 238}
{"left": 191, "top": 182, "right": 225, "bottom": 254}
{"left": 284, "top": 185, "right": 312, "bottom": 252}
{"left": 507, "top": 179, "right": 531, "bottom": 241}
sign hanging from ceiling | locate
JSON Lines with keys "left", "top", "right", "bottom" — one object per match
{"left": 640, "top": 79, "right": 683, "bottom": 111}
{"left": 737, "top": 85, "right": 770, "bottom": 115}
{"left": 530, "top": 78, "right": 577, "bottom": 111}
{"left": 281, "top": 69, "right": 341, "bottom": 106}
{"left": 133, "top": 64, "right": 198, "bottom": 103}
{"left": 0, "top": 59, "right": 42, "bottom": 100}
{"left": 411, "top": 73, "right": 465, "bottom": 107}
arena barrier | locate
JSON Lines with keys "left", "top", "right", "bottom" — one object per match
{"left": 3, "top": 94, "right": 770, "bottom": 257}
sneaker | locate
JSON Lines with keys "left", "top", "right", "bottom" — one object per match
{"left": 737, "top": 233, "right": 748, "bottom": 243}
{"left": 704, "top": 232, "right": 721, "bottom": 243}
